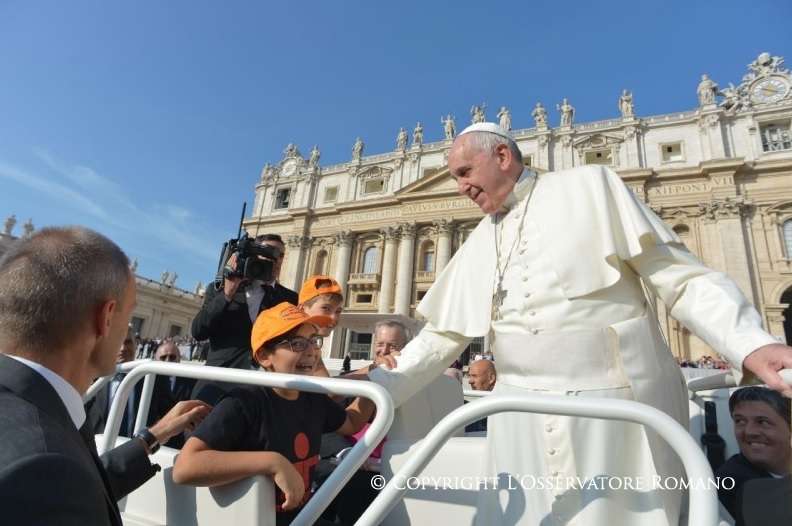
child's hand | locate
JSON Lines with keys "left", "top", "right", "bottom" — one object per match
{"left": 273, "top": 458, "right": 305, "bottom": 511}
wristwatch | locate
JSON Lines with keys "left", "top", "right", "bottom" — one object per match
{"left": 134, "top": 427, "right": 160, "bottom": 455}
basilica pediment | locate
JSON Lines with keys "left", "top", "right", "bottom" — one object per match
{"left": 396, "top": 166, "right": 457, "bottom": 197}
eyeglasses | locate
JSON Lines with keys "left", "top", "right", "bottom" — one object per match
{"left": 157, "top": 355, "right": 179, "bottom": 362}
{"left": 276, "top": 336, "right": 323, "bottom": 352}
{"left": 374, "top": 342, "right": 402, "bottom": 352}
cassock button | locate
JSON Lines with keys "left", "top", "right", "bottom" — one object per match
{"left": 529, "top": 310, "right": 536, "bottom": 316}
{"left": 545, "top": 425, "right": 553, "bottom": 432}
{"left": 521, "top": 276, "right": 528, "bottom": 282}
{"left": 519, "top": 249, "right": 526, "bottom": 255}
{"left": 548, "top": 448, "right": 556, "bottom": 455}
{"left": 531, "top": 328, "right": 539, "bottom": 335}
{"left": 550, "top": 470, "right": 559, "bottom": 476}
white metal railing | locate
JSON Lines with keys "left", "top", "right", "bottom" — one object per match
{"left": 686, "top": 368, "right": 792, "bottom": 393}
{"left": 92, "top": 361, "right": 393, "bottom": 526}
{"left": 356, "top": 393, "right": 721, "bottom": 526}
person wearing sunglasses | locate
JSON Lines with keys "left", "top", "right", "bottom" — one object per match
{"left": 174, "top": 302, "right": 374, "bottom": 526}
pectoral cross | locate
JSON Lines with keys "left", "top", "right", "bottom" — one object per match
{"left": 492, "top": 282, "right": 507, "bottom": 320}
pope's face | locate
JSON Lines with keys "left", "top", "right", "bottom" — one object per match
{"left": 448, "top": 135, "right": 514, "bottom": 215}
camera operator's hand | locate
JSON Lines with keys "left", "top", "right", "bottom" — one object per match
{"left": 222, "top": 252, "right": 246, "bottom": 299}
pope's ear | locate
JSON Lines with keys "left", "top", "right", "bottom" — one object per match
{"left": 495, "top": 143, "right": 511, "bottom": 167}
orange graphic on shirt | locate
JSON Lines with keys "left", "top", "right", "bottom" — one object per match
{"left": 275, "top": 431, "right": 319, "bottom": 513}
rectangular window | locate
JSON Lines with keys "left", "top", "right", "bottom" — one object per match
{"left": 661, "top": 142, "right": 684, "bottom": 162}
{"left": 422, "top": 251, "right": 435, "bottom": 272}
{"left": 761, "top": 123, "right": 792, "bottom": 152}
{"left": 356, "top": 293, "right": 373, "bottom": 304}
{"left": 522, "top": 155, "right": 533, "bottom": 167}
{"left": 274, "top": 188, "right": 291, "bottom": 209}
{"left": 169, "top": 325, "right": 182, "bottom": 338}
{"left": 324, "top": 186, "right": 338, "bottom": 203}
{"left": 584, "top": 150, "right": 612, "bottom": 166}
{"left": 363, "top": 178, "right": 385, "bottom": 195}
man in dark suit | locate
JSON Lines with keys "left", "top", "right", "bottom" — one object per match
{"left": 153, "top": 341, "right": 196, "bottom": 449}
{"left": 191, "top": 233, "right": 298, "bottom": 404}
{"left": 0, "top": 226, "right": 211, "bottom": 525}
{"left": 85, "top": 328, "right": 176, "bottom": 438}
{"left": 155, "top": 341, "right": 196, "bottom": 401}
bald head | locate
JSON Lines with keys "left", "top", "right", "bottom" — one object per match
{"left": 468, "top": 359, "right": 496, "bottom": 391}
{"left": 155, "top": 342, "right": 181, "bottom": 363}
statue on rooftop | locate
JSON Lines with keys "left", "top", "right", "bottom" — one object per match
{"left": 3, "top": 215, "right": 16, "bottom": 236}
{"left": 413, "top": 122, "right": 423, "bottom": 145}
{"left": 619, "top": 89, "right": 634, "bottom": 117}
{"left": 396, "top": 127, "right": 408, "bottom": 150}
{"left": 441, "top": 115, "right": 456, "bottom": 139}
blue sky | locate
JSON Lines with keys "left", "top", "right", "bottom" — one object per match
{"left": 1, "top": 0, "right": 790, "bottom": 291}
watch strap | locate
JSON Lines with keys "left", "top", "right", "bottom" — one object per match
{"left": 134, "top": 427, "right": 160, "bottom": 455}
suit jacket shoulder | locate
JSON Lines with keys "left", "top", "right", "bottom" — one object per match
{"left": 0, "top": 354, "right": 123, "bottom": 525}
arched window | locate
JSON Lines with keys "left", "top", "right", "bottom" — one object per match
{"left": 362, "top": 247, "right": 379, "bottom": 274}
{"left": 421, "top": 241, "right": 435, "bottom": 272}
{"left": 784, "top": 219, "right": 792, "bottom": 258}
{"left": 314, "top": 250, "right": 328, "bottom": 276}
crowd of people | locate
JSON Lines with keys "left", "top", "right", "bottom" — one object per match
{"left": 2, "top": 119, "right": 791, "bottom": 525}
{"left": 677, "top": 355, "right": 733, "bottom": 369}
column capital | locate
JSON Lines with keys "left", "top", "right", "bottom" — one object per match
{"left": 287, "top": 235, "right": 313, "bottom": 249}
{"left": 332, "top": 230, "right": 355, "bottom": 247}
{"left": 699, "top": 195, "right": 754, "bottom": 220}
{"left": 380, "top": 226, "right": 400, "bottom": 242}
{"left": 398, "top": 221, "right": 418, "bottom": 239}
{"left": 432, "top": 219, "right": 457, "bottom": 236}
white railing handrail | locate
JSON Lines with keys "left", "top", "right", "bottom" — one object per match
{"left": 95, "top": 361, "right": 393, "bottom": 526}
{"left": 356, "top": 393, "right": 719, "bottom": 526}
{"left": 686, "top": 367, "right": 792, "bottom": 393}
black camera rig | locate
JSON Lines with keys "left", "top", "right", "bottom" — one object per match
{"left": 215, "top": 204, "right": 280, "bottom": 284}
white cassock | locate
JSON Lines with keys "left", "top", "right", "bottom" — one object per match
{"left": 368, "top": 165, "right": 777, "bottom": 525}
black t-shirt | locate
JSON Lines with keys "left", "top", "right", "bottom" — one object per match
{"left": 193, "top": 386, "right": 347, "bottom": 524}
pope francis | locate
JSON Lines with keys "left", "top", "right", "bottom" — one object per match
{"left": 366, "top": 122, "right": 792, "bottom": 525}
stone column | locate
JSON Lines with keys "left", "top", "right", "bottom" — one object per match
{"left": 433, "top": 219, "right": 456, "bottom": 275}
{"left": 330, "top": 230, "right": 354, "bottom": 359}
{"left": 378, "top": 227, "right": 400, "bottom": 313}
{"left": 699, "top": 196, "right": 756, "bottom": 302}
{"left": 283, "top": 235, "right": 311, "bottom": 291}
{"left": 394, "top": 222, "right": 418, "bottom": 316}
{"left": 332, "top": 230, "right": 354, "bottom": 297}
{"left": 697, "top": 109, "right": 726, "bottom": 161}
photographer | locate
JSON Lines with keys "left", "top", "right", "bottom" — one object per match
{"left": 191, "top": 233, "right": 297, "bottom": 404}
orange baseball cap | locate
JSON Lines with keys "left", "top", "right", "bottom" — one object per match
{"left": 298, "top": 275, "right": 343, "bottom": 304}
{"left": 251, "top": 302, "right": 332, "bottom": 353}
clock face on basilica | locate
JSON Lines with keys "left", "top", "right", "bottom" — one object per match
{"left": 751, "top": 76, "right": 789, "bottom": 103}
{"left": 282, "top": 159, "right": 298, "bottom": 176}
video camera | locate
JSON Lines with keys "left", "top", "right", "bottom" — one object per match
{"left": 216, "top": 232, "right": 280, "bottom": 283}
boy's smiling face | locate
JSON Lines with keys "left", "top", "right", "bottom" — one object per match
{"left": 301, "top": 300, "right": 342, "bottom": 337}
{"left": 256, "top": 323, "right": 321, "bottom": 376}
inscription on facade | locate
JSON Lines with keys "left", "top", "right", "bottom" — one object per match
{"left": 629, "top": 176, "right": 734, "bottom": 197}
{"left": 310, "top": 199, "right": 475, "bottom": 228}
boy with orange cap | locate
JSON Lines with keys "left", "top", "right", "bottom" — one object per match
{"left": 298, "top": 275, "right": 344, "bottom": 378}
{"left": 173, "top": 302, "right": 373, "bottom": 526}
